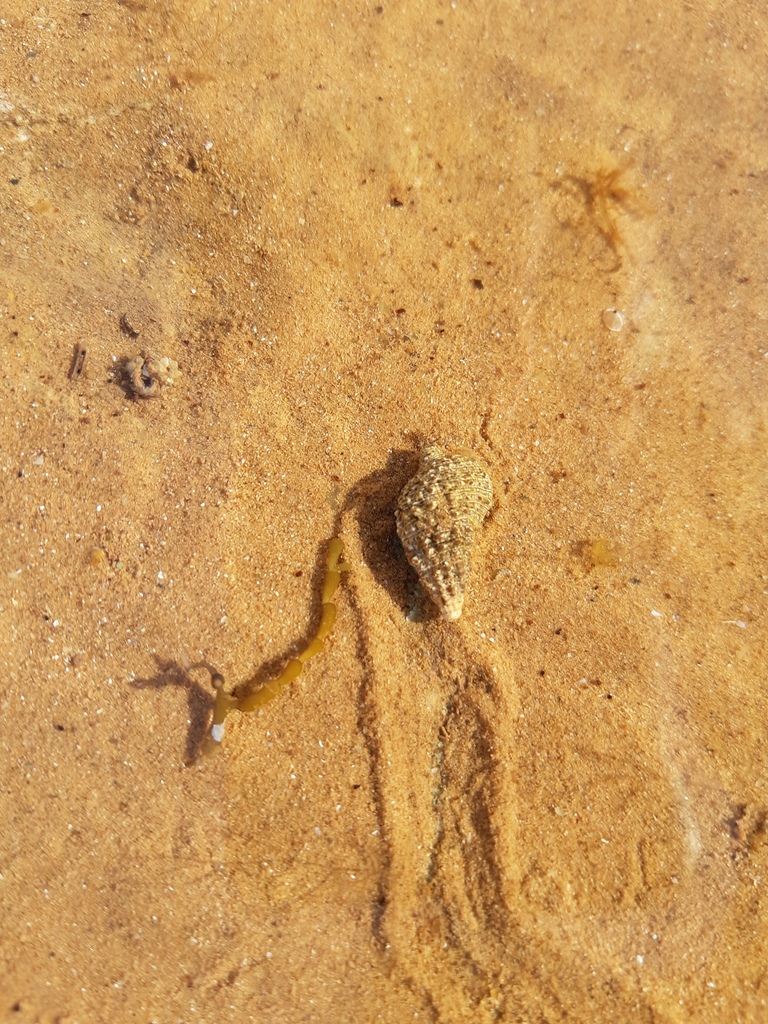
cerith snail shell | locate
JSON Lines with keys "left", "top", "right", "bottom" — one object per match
{"left": 395, "top": 445, "right": 493, "bottom": 621}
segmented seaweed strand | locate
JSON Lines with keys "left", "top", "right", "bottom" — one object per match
{"left": 199, "top": 537, "right": 350, "bottom": 759}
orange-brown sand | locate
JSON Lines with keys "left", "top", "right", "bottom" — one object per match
{"left": 1, "top": 2, "right": 766, "bottom": 1021}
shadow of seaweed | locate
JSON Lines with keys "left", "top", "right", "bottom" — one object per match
{"left": 130, "top": 656, "right": 218, "bottom": 764}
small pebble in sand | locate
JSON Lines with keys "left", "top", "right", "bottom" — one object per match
{"left": 125, "top": 352, "right": 180, "bottom": 397}
{"left": 601, "top": 307, "right": 625, "bottom": 332}
{"left": 88, "top": 547, "right": 109, "bottom": 570}
{"left": 396, "top": 444, "right": 493, "bottom": 621}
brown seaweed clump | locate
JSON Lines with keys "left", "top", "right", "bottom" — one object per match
{"left": 396, "top": 445, "right": 493, "bottom": 621}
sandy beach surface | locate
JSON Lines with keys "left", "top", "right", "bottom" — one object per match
{"left": 1, "top": 1, "right": 766, "bottom": 1021}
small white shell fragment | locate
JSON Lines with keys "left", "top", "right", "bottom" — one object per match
{"left": 602, "top": 308, "right": 626, "bottom": 332}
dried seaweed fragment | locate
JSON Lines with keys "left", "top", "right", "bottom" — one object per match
{"left": 197, "top": 537, "right": 350, "bottom": 760}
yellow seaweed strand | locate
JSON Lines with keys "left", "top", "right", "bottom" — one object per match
{"left": 199, "top": 536, "right": 349, "bottom": 759}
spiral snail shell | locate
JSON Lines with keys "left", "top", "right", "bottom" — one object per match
{"left": 396, "top": 445, "right": 493, "bottom": 621}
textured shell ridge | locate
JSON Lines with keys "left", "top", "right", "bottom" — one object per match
{"left": 396, "top": 444, "right": 493, "bottom": 621}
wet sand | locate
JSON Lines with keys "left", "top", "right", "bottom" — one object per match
{"left": 1, "top": 1, "right": 767, "bottom": 1021}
